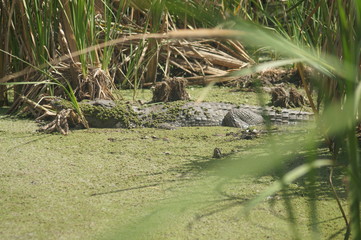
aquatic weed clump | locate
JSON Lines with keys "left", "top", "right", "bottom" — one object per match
{"left": 140, "top": 101, "right": 204, "bottom": 127}
{"left": 80, "top": 103, "right": 141, "bottom": 128}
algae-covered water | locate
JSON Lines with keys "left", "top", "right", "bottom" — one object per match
{"left": 0, "top": 87, "right": 346, "bottom": 239}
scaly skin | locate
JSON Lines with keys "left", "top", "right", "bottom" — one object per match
{"left": 78, "top": 99, "right": 314, "bottom": 129}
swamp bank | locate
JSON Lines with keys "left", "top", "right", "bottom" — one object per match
{"left": 0, "top": 87, "right": 347, "bottom": 240}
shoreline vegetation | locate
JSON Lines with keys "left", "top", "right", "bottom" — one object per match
{"left": 0, "top": 87, "right": 346, "bottom": 239}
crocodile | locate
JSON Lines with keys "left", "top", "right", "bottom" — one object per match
{"left": 70, "top": 99, "right": 314, "bottom": 129}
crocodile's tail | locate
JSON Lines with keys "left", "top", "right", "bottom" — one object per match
{"left": 222, "top": 106, "right": 314, "bottom": 128}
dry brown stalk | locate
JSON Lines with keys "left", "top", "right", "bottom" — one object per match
{"left": 20, "top": 95, "right": 56, "bottom": 120}
{"left": 39, "top": 109, "right": 72, "bottom": 135}
{"left": 1, "top": 29, "right": 250, "bottom": 84}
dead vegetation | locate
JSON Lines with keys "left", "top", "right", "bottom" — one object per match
{"left": 38, "top": 109, "right": 73, "bottom": 135}
{"left": 152, "top": 78, "right": 190, "bottom": 102}
{"left": 271, "top": 87, "right": 308, "bottom": 108}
